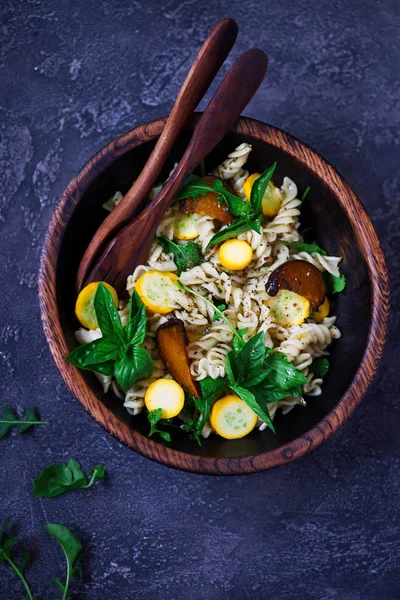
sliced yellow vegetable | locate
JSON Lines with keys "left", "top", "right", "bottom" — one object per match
{"left": 313, "top": 296, "right": 330, "bottom": 323}
{"left": 145, "top": 378, "right": 185, "bottom": 419}
{"left": 135, "top": 271, "right": 179, "bottom": 315}
{"left": 266, "top": 289, "right": 310, "bottom": 327}
{"left": 75, "top": 282, "right": 118, "bottom": 329}
{"left": 173, "top": 213, "right": 199, "bottom": 240}
{"left": 218, "top": 239, "right": 253, "bottom": 270}
{"left": 243, "top": 172, "right": 261, "bottom": 200}
{"left": 211, "top": 395, "right": 257, "bottom": 440}
{"left": 243, "top": 173, "right": 282, "bottom": 217}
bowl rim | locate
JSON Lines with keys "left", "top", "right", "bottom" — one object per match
{"left": 38, "top": 114, "right": 390, "bottom": 475}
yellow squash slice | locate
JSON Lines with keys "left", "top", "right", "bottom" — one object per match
{"left": 75, "top": 282, "right": 118, "bottom": 329}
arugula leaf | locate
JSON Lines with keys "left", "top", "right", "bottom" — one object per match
{"left": 250, "top": 162, "right": 277, "bottom": 215}
{"left": 282, "top": 241, "right": 327, "bottom": 255}
{"left": 157, "top": 236, "right": 203, "bottom": 276}
{"left": 310, "top": 357, "right": 330, "bottom": 378}
{"left": 125, "top": 290, "right": 146, "bottom": 345}
{"left": 0, "top": 407, "right": 48, "bottom": 439}
{"left": 45, "top": 524, "right": 82, "bottom": 599}
{"left": 148, "top": 409, "right": 171, "bottom": 442}
{"left": 33, "top": 459, "right": 106, "bottom": 498}
{"left": 0, "top": 518, "right": 40, "bottom": 600}
{"left": 94, "top": 283, "right": 124, "bottom": 342}
{"left": 212, "top": 303, "right": 227, "bottom": 322}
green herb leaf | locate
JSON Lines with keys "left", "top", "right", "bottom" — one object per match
{"left": 310, "top": 357, "right": 330, "bottom": 378}
{"left": 331, "top": 272, "right": 346, "bottom": 293}
{"left": 66, "top": 339, "right": 115, "bottom": 375}
{"left": 227, "top": 332, "right": 267, "bottom": 386}
{"left": 233, "top": 328, "right": 247, "bottom": 353}
{"left": 94, "top": 283, "right": 124, "bottom": 342}
{"left": 211, "top": 303, "right": 227, "bottom": 322}
{"left": 175, "top": 175, "right": 214, "bottom": 200}
{"left": 264, "top": 349, "right": 307, "bottom": 389}
{"left": 114, "top": 346, "right": 154, "bottom": 393}
{"left": 0, "top": 518, "right": 39, "bottom": 600}
{"left": 301, "top": 187, "right": 311, "bottom": 202}
{"left": 33, "top": 458, "right": 106, "bottom": 498}
{"left": 230, "top": 383, "right": 275, "bottom": 431}
{"left": 124, "top": 290, "right": 146, "bottom": 345}
{"left": 45, "top": 524, "right": 82, "bottom": 599}
{"left": 148, "top": 408, "right": 172, "bottom": 442}
{"left": 205, "top": 217, "right": 254, "bottom": 249}
{"left": 250, "top": 162, "right": 277, "bottom": 215}
{"left": 157, "top": 236, "right": 203, "bottom": 276}
{"left": 212, "top": 179, "right": 252, "bottom": 218}
{"left": 282, "top": 241, "right": 327, "bottom": 255}
{"left": 0, "top": 407, "right": 48, "bottom": 439}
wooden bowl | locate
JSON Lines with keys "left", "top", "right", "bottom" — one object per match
{"left": 39, "top": 115, "right": 389, "bottom": 474}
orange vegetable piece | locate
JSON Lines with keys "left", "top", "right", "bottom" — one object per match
{"left": 180, "top": 176, "right": 235, "bottom": 225}
{"left": 266, "top": 259, "right": 327, "bottom": 311}
{"left": 156, "top": 318, "right": 201, "bottom": 399}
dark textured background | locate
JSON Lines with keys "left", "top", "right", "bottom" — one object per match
{"left": 0, "top": 1, "right": 399, "bottom": 598}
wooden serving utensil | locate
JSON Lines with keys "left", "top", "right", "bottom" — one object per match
{"left": 83, "top": 48, "right": 268, "bottom": 294}
{"left": 76, "top": 18, "right": 238, "bottom": 292}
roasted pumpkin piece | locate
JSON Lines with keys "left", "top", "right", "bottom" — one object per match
{"left": 180, "top": 176, "right": 235, "bottom": 225}
{"left": 266, "top": 259, "right": 326, "bottom": 311}
{"left": 156, "top": 318, "right": 201, "bottom": 398}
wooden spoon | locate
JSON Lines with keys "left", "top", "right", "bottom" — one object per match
{"left": 84, "top": 48, "right": 268, "bottom": 294}
{"left": 76, "top": 18, "right": 238, "bottom": 292}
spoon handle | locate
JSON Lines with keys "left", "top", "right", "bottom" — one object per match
{"left": 85, "top": 49, "right": 268, "bottom": 293}
{"left": 76, "top": 18, "right": 238, "bottom": 291}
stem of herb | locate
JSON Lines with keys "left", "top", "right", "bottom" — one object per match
{"left": 83, "top": 469, "right": 99, "bottom": 489}
{"left": 0, "top": 420, "right": 49, "bottom": 425}
{"left": 178, "top": 282, "right": 243, "bottom": 344}
{"left": 3, "top": 555, "right": 34, "bottom": 600}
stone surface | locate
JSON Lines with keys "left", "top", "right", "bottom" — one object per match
{"left": 0, "top": 1, "right": 399, "bottom": 598}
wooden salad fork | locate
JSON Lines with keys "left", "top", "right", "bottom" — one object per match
{"left": 76, "top": 18, "right": 238, "bottom": 292}
{"left": 83, "top": 48, "right": 268, "bottom": 294}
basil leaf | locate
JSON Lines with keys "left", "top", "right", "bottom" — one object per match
{"left": 230, "top": 332, "right": 267, "bottom": 385}
{"left": 125, "top": 290, "right": 146, "bottom": 345}
{"left": 148, "top": 408, "right": 172, "bottom": 442}
{"left": 247, "top": 379, "right": 291, "bottom": 404}
{"left": 212, "top": 179, "right": 252, "bottom": 217}
{"left": 45, "top": 524, "right": 82, "bottom": 598}
{"left": 233, "top": 328, "right": 247, "bottom": 353}
{"left": 212, "top": 303, "right": 226, "bottom": 322}
{"left": 33, "top": 459, "right": 106, "bottom": 498}
{"left": 205, "top": 218, "right": 253, "bottom": 249}
{"left": 94, "top": 283, "right": 124, "bottom": 342}
{"left": 282, "top": 241, "right": 327, "bottom": 255}
{"left": 115, "top": 348, "right": 154, "bottom": 392}
{"left": 175, "top": 175, "right": 214, "bottom": 200}
{"left": 264, "top": 350, "right": 307, "bottom": 389}
{"left": 250, "top": 162, "right": 277, "bottom": 216}
{"left": 310, "top": 357, "right": 330, "bottom": 378}
{"left": 157, "top": 236, "right": 203, "bottom": 276}
{"left": 66, "top": 339, "right": 115, "bottom": 375}
{"left": 230, "top": 384, "right": 275, "bottom": 432}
